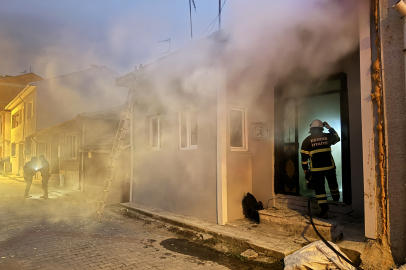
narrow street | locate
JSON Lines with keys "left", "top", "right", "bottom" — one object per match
{"left": 0, "top": 177, "right": 282, "bottom": 270}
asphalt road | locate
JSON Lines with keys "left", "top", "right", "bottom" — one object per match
{"left": 0, "top": 177, "right": 282, "bottom": 270}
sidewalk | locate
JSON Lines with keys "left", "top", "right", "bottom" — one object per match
{"left": 121, "top": 202, "right": 366, "bottom": 261}
{"left": 6, "top": 174, "right": 98, "bottom": 205}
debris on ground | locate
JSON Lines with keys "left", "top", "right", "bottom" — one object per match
{"left": 284, "top": 240, "right": 356, "bottom": 270}
{"left": 199, "top": 233, "right": 213, "bottom": 241}
{"left": 240, "top": 249, "right": 259, "bottom": 259}
{"left": 359, "top": 238, "right": 396, "bottom": 270}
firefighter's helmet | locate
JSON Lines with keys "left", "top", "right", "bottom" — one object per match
{"left": 310, "top": 119, "right": 323, "bottom": 128}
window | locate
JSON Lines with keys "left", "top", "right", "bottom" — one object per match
{"left": 27, "top": 100, "right": 33, "bottom": 119}
{"left": 12, "top": 111, "right": 21, "bottom": 129}
{"left": 66, "top": 134, "right": 77, "bottom": 159}
{"left": 179, "top": 108, "right": 197, "bottom": 149}
{"left": 150, "top": 116, "right": 160, "bottom": 150}
{"left": 230, "top": 108, "right": 248, "bottom": 151}
{"left": 11, "top": 143, "right": 16, "bottom": 156}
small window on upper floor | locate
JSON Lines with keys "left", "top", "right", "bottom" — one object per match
{"left": 150, "top": 115, "right": 161, "bottom": 150}
{"left": 230, "top": 107, "right": 248, "bottom": 151}
{"left": 11, "top": 143, "right": 16, "bottom": 157}
{"left": 179, "top": 108, "right": 197, "bottom": 150}
{"left": 66, "top": 133, "right": 78, "bottom": 160}
{"left": 12, "top": 111, "right": 21, "bottom": 129}
{"left": 27, "top": 100, "right": 34, "bottom": 119}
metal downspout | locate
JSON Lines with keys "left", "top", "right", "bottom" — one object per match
{"left": 18, "top": 95, "right": 26, "bottom": 171}
{"left": 81, "top": 121, "right": 85, "bottom": 191}
{"left": 130, "top": 90, "right": 134, "bottom": 203}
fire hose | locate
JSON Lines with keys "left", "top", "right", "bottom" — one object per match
{"left": 307, "top": 198, "right": 363, "bottom": 270}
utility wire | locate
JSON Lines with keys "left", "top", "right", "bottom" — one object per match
{"left": 191, "top": 0, "right": 196, "bottom": 12}
{"left": 201, "top": 0, "right": 227, "bottom": 37}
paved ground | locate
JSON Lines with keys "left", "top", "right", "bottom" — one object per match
{"left": 0, "top": 177, "right": 282, "bottom": 270}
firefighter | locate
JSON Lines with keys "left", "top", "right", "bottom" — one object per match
{"left": 38, "top": 155, "right": 50, "bottom": 199}
{"left": 23, "top": 157, "right": 38, "bottom": 198}
{"left": 300, "top": 119, "right": 340, "bottom": 219}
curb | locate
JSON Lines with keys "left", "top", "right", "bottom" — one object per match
{"left": 121, "top": 202, "right": 300, "bottom": 259}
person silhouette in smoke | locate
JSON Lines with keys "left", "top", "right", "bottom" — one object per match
{"left": 23, "top": 157, "right": 38, "bottom": 198}
{"left": 38, "top": 155, "right": 50, "bottom": 199}
{"left": 300, "top": 119, "right": 341, "bottom": 219}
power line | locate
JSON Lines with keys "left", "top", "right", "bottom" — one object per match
{"left": 201, "top": 0, "right": 227, "bottom": 37}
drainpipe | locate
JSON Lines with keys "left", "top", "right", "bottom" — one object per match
{"left": 81, "top": 121, "right": 85, "bottom": 191}
{"left": 393, "top": 1, "right": 406, "bottom": 98}
{"left": 18, "top": 95, "right": 26, "bottom": 172}
{"left": 129, "top": 92, "right": 134, "bottom": 203}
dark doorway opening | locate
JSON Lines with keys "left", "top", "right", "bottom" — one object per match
{"left": 274, "top": 73, "right": 351, "bottom": 205}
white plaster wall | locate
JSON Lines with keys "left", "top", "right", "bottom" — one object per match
{"left": 131, "top": 93, "right": 218, "bottom": 223}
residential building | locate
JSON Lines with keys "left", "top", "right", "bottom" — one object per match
{"left": 116, "top": 0, "right": 406, "bottom": 263}
{"left": 0, "top": 110, "right": 11, "bottom": 168}
{"left": 4, "top": 66, "right": 126, "bottom": 179}
{"left": 0, "top": 73, "right": 43, "bottom": 170}
{"left": 0, "top": 73, "right": 43, "bottom": 110}
{"left": 27, "top": 107, "right": 130, "bottom": 203}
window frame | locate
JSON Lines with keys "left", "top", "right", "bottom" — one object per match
{"left": 150, "top": 115, "right": 161, "bottom": 151}
{"left": 12, "top": 111, "right": 21, "bottom": 129}
{"left": 229, "top": 107, "right": 248, "bottom": 151}
{"left": 179, "top": 108, "right": 198, "bottom": 150}
{"left": 65, "top": 133, "right": 78, "bottom": 160}
{"left": 27, "top": 100, "right": 34, "bottom": 119}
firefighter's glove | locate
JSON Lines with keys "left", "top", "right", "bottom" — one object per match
{"left": 305, "top": 171, "right": 314, "bottom": 190}
{"left": 323, "top": 121, "right": 331, "bottom": 129}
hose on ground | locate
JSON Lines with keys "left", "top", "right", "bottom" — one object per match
{"left": 307, "top": 198, "right": 363, "bottom": 270}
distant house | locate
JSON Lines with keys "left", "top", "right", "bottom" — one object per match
{"left": 0, "top": 109, "right": 11, "bottom": 168}
{"left": 0, "top": 73, "right": 43, "bottom": 110}
{"left": 0, "top": 73, "right": 42, "bottom": 166}
{"left": 26, "top": 107, "right": 130, "bottom": 203}
{"left": 4, "top": 66, "right": 126, "bottom": 180}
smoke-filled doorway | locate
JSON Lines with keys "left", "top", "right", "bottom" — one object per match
{"left": 297, "top": 93, "right": 342, "bottom": 201}
{"left": 274, "top": 73, "right": 351, "bottom": 205}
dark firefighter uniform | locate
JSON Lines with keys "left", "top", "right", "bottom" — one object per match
{"left": 300, "top": 127, "right": 340, "bottom": 213}
{"left": 39, "top": 156, "right": 50, "bottom": 199}
{"left": 23, "top": 157, "right": 37, "bottom": 198}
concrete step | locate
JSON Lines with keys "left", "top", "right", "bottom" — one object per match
{"left": 259, "top": 208, "right": 344, "bottom": 241}
{"left": 275, "top": 194, "right": 355, "bottom": 216}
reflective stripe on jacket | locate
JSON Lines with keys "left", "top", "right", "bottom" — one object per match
{"left": 300, "top": 128, "right": 340, "bottom": 172}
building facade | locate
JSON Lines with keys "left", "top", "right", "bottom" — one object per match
{"left": 4, "top": 66, "right": 126, "bottom": 180}
{"left": 116, "top": 0, "right": 406, "bottom": 263}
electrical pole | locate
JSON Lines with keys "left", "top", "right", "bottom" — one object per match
{"left": 219, "top": 0, "right": 221, "bottom": 30}
{"left": 189, "top": 0, "right": 193, "bottom": 41}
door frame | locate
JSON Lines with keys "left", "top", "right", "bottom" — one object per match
{"left": 274, "top": 73, "right": 351, "bottom": 205}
